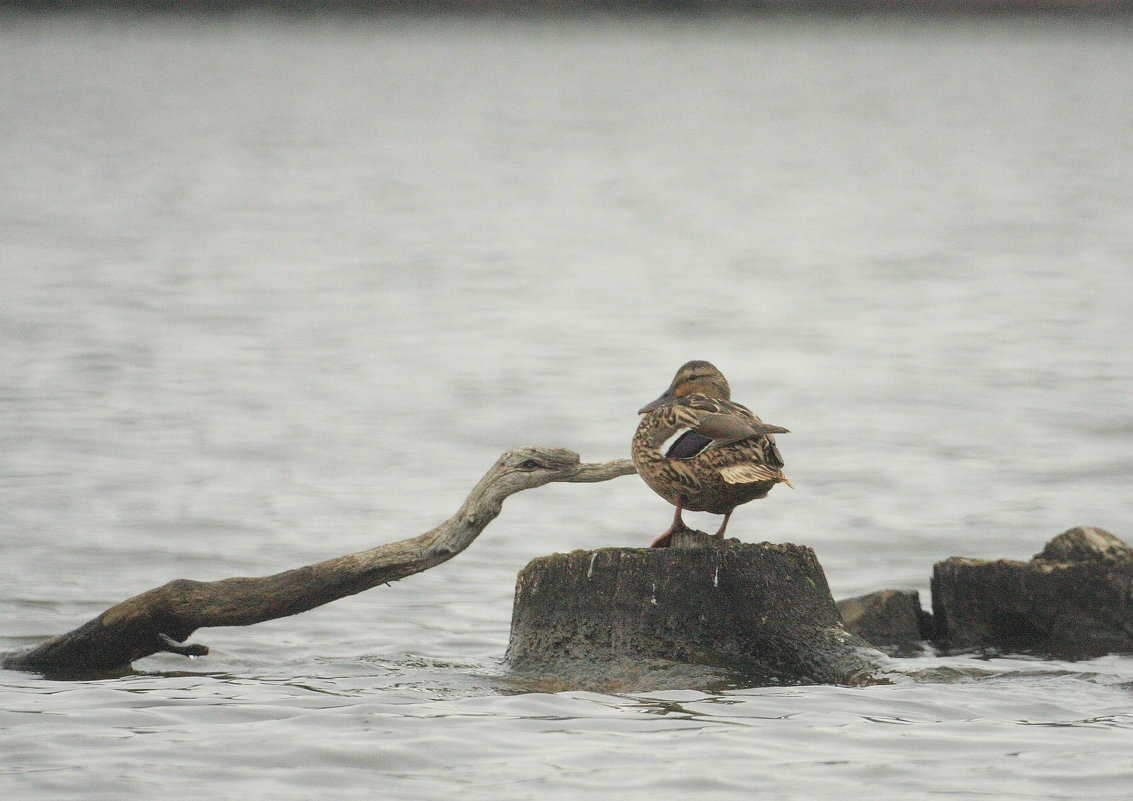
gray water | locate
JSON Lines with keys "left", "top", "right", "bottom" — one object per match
{"left": 3, "top": 12, "right": 1133, "bottom": 800}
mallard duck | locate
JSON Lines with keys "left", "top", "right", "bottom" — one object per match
{"left": 632, "top": 360, "right": 792, "bottom": 548}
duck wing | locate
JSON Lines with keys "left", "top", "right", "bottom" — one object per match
{"left": 662, "top": 396, "right": 789, "bottom": 459}
{"left": 694, "top": 411, "right": 789, "bottom": 444}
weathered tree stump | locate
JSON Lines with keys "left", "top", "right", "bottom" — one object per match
{"left": 3, "top": 448, "right": 635, "bottom": 676}
{"left": 836, "top": 589, "right": 934, "bottom": 650}
{"left": 506, "top": 530, "right": 890, "bottom": 686}
{"left": 931, "top": 526, "right": 1133, "bottom": 657}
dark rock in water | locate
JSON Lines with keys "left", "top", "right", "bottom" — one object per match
{"left": 837, "top": 589, "right": 933, "bottom": 649}
{"left": 505, "top": 531, "right": 890, "bottom": 688}
{"left": 931, "top": 526, "right": 1133, "bottom": 658}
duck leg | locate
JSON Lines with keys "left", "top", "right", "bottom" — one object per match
{"left": 650, "top": 499, "right": 691, "bottom": 548}
{"left": 712, "top": 510, "right": 734, "bottom": 539}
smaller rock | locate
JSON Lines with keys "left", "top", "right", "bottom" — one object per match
{"left": 837, "top": 590, "right": 933, "bottom": 649}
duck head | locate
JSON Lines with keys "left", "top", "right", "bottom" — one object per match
{"left": 637, "top": 360, "right": 731, "bottom": 414}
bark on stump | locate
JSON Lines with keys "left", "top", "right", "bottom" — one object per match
{"left": 931, "top": 526, "right": 1133, "bottom": 657}
{"left": 506, "top": 531, "right": 889, "bottom": 686}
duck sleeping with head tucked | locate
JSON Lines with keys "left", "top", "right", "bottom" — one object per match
{"left": 632, "top": 360, "right": 792, "bottom": 548}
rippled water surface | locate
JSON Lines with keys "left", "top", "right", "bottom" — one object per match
{"left": 3, "top": 12, "right": 1133, "bottom": 800}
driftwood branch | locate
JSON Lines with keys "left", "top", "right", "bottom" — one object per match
{"left": 3, "top": 447, "right": 635, "bottom": 675}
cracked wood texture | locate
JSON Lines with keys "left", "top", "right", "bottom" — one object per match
{"left": 3, "top": 448, "right": 635, "bottom": 675}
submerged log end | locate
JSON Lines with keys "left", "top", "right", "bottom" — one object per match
{"left": 3, "top": 579, "right": 212, "bottom": 675}
{"left": 506, "top": 533, "right": 890, "bottom": 687}
{"left": 931, "top": 526, "right": 1133, "bottom": 657}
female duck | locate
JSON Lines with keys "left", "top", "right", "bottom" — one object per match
{"left": 632, "top": 360, "right": 791, "bottom": 547}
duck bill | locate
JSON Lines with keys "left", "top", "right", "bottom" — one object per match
{"left": 637, "top": 391, "right": 673, "bottom": 414}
